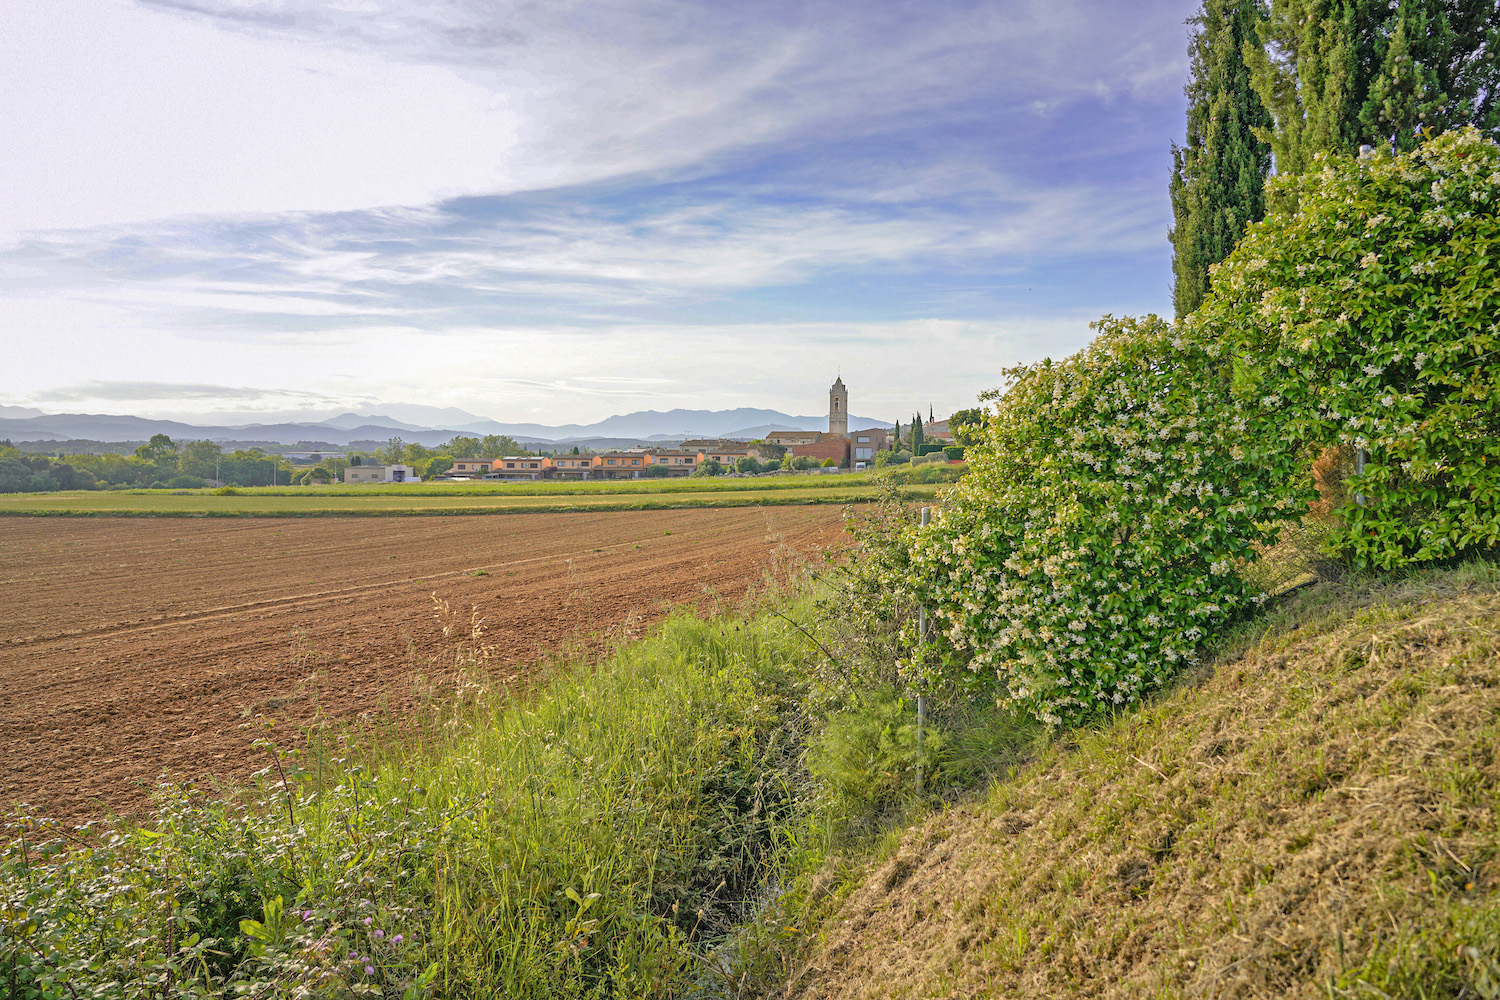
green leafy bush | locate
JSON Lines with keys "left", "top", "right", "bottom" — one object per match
{"left": 881, "top": 463, "right": 965, "bottom": 485}
{"left": 1194, "top": 128, "right": 1500, "bottom": 569}
{"left": 882, "top": 131, "right": 1500, "bottom": 726}
{"left": 900, "top": 315, "right": 1289, "bottom": 725}
{"left": 943, "top": 446, "right": 965, "bottom": 461}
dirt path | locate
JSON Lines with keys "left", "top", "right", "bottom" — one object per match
{"left": 0, "top": 508, "right": 847, "bottom": 823}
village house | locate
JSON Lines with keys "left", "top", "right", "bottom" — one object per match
{"left": 550, "top": 455, "right": 595, "bottom": 479}
{"left": 849, "top": 427, "right": 891, "bottom": 464}
{"left": 594, "top": 451, "right": 650, "bottom": 479}
{"left": 762, "top": 430, "right": 821, "bottom": 447}
{"left": 700, "top": 444, "right": 771, "bottom": 468}
{"left": 647, "top": 449, "right": 701, "bottom": 476}
{"left": 788, "top": 433, "right": 851, "bottom": 469}
{"left": 486, "top": 456, "right": 552, "bottom": 480}
{"left": 447, "top": 459, "right": 492, "bottom": 477}
{"left": 923, "top": 418, "right": 954, "bottom": 443}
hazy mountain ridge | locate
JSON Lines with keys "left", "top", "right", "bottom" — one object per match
{"left": 0, "top": 406, "right": 893, "bottom": 448}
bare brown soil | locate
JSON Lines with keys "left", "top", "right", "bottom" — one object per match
{"left": 0, "top": 508, "right": 846, "bottom": 824}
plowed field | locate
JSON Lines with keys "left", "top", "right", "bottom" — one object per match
{"left": 0, "top": 508, "right": 847, "bottom": 823}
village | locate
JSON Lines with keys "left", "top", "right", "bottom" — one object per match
{"left": 342, "top": 378, "right": 959, "bottom": 483}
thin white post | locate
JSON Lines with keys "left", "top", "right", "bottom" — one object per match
{"left": 1356, "top": 447, "right": 1366, "bottom": 507}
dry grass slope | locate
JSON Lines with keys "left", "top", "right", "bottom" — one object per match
{"left": 788, "top": 563, "right": 1500, "bottom": 999}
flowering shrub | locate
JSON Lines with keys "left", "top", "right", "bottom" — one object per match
{"left": 889, "top": 131, "right": 1500, "bottom": 725}
{"left": 901, "top": 315, "right": 1293, "bottom": 726}
{"left": 1193, "top": 128, "right": 1500, "bottom": 569}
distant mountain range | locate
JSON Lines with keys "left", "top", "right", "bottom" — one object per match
{"left": 0, "top": 406, "right": 893, "bottom": 448}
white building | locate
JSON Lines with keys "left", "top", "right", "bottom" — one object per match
{"left": 343, "top": 464, "right": 421, "bottom": 484}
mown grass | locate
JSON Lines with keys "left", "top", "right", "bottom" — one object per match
{"left": 787, "top": 560, "right": 1500, "bottom": 999}
{"left": 0, "top": 482, "right": 941, "bottom": 518}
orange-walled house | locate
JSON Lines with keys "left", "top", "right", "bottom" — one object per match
{"left": 594, "top": 452, "right": 650, "bottom": 479}
{"left": 487, "top": 456, "right": 553, "bottom": 480}
{"left": 647, "top": 450, "right": 701, "bottom": 476}
{"left": 551, "top": 456, "right": 594, "bottom": 479}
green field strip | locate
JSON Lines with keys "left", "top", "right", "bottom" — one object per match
{"left": 0, "top": 484, "right": 939, "bottom": 517}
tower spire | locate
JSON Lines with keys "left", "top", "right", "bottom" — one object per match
{"left": 828, "top": 376, "right": 849, "bottom": 437}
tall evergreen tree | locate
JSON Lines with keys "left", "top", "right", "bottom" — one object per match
{"left": 1248, "top": 0, "right": 1500, "bottom": 172}
{"left": 1169, "top": 0, "right": 1273, "bottom": 316}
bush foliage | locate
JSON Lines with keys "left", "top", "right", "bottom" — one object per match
{"left": 899, "top": 315, "right": 1288, "bottom": 725}
{"left": 1193, "top": 127, "right": 1500, "bottom": 569}
{"left": 894, "top": 129, "right": 1499, "bottom": 725}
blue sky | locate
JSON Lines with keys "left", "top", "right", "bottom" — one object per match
{"left": 0, "top": 0, "right": 1198, "bottom": 426}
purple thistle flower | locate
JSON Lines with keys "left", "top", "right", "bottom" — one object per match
{"left": 365, "top": 965, "right": 375, "bottom": 976}
{"left": 363, "top": 916, "right": 373, "bottom": 926}
{"left": 373, "top": 929, "right": 384, "bottom": 939}
{"left": 392, "top": 934, "right": 403, "bottom": 945}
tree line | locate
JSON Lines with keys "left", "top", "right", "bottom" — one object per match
{"left": 0, "top": 432, "right": 541, "bottom": 492}
{"left": 1170, "top": 0, "right": 1499, "bottom": 315}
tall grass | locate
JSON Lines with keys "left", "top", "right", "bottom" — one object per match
{"left": 3, "top": 604, "right": 832, "bottom": 998}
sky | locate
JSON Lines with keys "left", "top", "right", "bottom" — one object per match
{"left": 1, "top": 0, "right": 1199, "bottom": 427}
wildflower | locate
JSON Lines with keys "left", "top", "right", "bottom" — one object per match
{"left": 374, "top": 929, "right": 384, "bottom": 939}
{"left": 393, "top": 934, "right": 404, "bottom": 945}
{"left": 1360, "top": 252, "right": 1380, "bottom": 269}
{"left": 365, "top": 965, "right": 376, "bottom": 976}
{"left": 363, "top": 917, "right": 373, "bottom": 926}
{"left": 302, "top": 910, "right": 314, "bottom": 921}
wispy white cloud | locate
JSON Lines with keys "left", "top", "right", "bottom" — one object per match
{"left": 24, "top": 381, "right": 335, "bottom": 405}
{"left": 1, "top": 0, "right": 1197, "bottom": 425}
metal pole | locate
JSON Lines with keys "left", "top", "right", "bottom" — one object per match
{"left": 1356, "top": 447, "right": 1366, "bottom": 507}
{"left": 917, "top": 506, "right": 930, "bottom": 792}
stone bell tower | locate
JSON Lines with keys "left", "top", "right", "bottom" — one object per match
{"left": 828, "top": 376, "right": 848, "bottom": 437}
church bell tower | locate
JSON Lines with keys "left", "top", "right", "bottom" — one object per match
{"left": 828, "top": 377, "right": 848, "bottom": 437}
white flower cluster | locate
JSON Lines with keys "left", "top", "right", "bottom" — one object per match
{"left": 897, "top": 315, "right": 1287, "bottom": 726}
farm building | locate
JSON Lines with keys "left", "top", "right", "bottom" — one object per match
{"left": 343, "top": 464, "right": 421, "bottom": 484}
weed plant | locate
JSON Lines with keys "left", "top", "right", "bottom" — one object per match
{"left": 2, "top": 604, "right": 826, "bottom": 998}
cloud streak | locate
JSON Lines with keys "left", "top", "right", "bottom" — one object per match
{"left": 1, "top": 0, "right": 1198, "bottom": 424}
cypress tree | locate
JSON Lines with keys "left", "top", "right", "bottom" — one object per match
{"left": 1248, "top": 0, "right": 1500, "bottom": 171}
{"left": 1169, "top": 0, "right": 1273, "bottom": 316}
